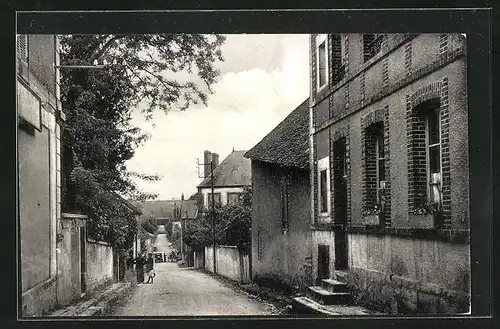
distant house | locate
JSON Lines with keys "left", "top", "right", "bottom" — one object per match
{"left": 244, "top": 98, "right": 312, "bottom": 290}
{"left": 197, "top": 150, "right": 251, "bottom": 213}
{"left": 137, "top": 198, "right": 198, "bottom": 232}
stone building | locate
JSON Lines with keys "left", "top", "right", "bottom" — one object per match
{"left": 197, "top": 150, "right": 251, "bottom": 212}
{"left": 245, "top": 98, "right": 312, "bottom": 290}
{"left": 17, "top": 34, "right": 65, "bottom": 316}
{"left": 307, "top": 33, "right": 469, "bottom": 314}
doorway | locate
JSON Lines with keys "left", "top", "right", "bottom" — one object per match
{"left": 317, "top": 244, "right": 330, "bottom": 283}
{"left": 80, "top": 226, "right": 86, "bottom": 294}
{"left": 333, "top": 138, "right": 348, "bottom": 270}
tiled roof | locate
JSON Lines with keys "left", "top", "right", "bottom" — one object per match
{"left": 133, "top": 199, "right": 198, "bottom": 220}
{"left": 244, "top": 98, "right": 310, "bottom": 169}
{"left": 197, "top": 150, "right": 251, "bottom": 188}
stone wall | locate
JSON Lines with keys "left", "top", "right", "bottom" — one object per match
{"left": 251, "top": 161, "right": 311, "bottom": 290}
{"left": 346, "top": 232, "right": 470, "bottom": 314}
{"left": 85, "top": 240, "right": 114, "bottom": 292}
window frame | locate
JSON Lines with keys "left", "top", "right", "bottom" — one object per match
{"left": 207, "top": 192, "right": 222, "bottom": 207}
{"left": 317, "top": 156, "right": 331, "bottom": 217}
{"left": 316, "top": 34, "right": 329, "bottom": 92}
{"left": 227, "top": 192, "right": 241, "bottom": 206}
{"left": 425, "top": 107, "right": 443, "bottom": 210}
{"left": 374, "top": 131, "right": 386, "bottom": 206}
{"left": 280, "top": 176, "right": 290, "bottom": 235}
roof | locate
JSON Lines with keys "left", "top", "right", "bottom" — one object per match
{"left": 197, "top": 150, "right": 251, "bottom": 188}
{"left": 133, "top": 199, "right": 198, "bottom": 220}
{"left": 244, "top": 98, "right": 310, "bottom": 169}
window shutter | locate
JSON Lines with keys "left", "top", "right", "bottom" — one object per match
{"left": 17, "top": 35, "right": 28, "bottom": 62}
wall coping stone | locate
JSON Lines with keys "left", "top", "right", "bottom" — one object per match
{"left": 347, "top": 225, "right": 469, "bottom": 244}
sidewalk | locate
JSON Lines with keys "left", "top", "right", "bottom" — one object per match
{"left": 48, "top": 282, "right": 131, "bottom": 317}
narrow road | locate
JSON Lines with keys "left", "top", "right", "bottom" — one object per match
{"left": 111, "top": 234, "right": 273, "bottom": 316}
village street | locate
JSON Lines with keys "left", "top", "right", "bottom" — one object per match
{"left": 110, "top": 233, "right": 274, "bottom": 316}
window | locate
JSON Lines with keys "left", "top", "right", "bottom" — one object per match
{"left": 320, "top": 170, "right": 328, "bottom": 212}
{"left": 280, "top": 176, "right": 290, "bottom": 234}
{"left": 375, "top": 132, "right": 386, "bottom": 207}
{"left": 363, "top": 122, "right": 386, "bottom": 217}
{"left": 317, "top": 157, "right": 330, "bottom": 216}
{"left": 426, "top": 108, "right": 442, "bottom": 209}
{"left": 257, "top": 228, "right": 262, "bottom": 260}
{"left": 363, "top": 34, "right": 385, "bottom": 62}
{"left": 316, "top": 34, "right": 328, "bottom": 90}
{"left": 227, "top": 192, "right": 241, "bottom": 206}
{"left": 207, "top": 193, "right": 221, "bottom": 207}
{"left": 17, "top": 35, "right": 28, "bottom": 62}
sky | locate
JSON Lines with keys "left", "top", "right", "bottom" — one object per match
{"left": 125, "top": 34, "right": 310, "bottom": 200}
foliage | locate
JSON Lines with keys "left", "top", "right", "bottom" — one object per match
{"left": 60, "top": 34, "right": 225, "bottom": 248}
{"left": 178, "top": 187, "right": 252, "bottom": 251}
{"left": 140, "top": 215, "right": 159, "bottom": 235}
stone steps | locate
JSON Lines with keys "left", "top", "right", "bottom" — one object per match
{"left": 306, "top": 286, "right": 351, "bottom": 305}
{"left": 292, "top": 296, "right": 374, "bottom": 316}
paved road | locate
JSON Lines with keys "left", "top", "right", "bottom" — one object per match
{"left": 111, "top": 235, "right": 273, "bottom": 316}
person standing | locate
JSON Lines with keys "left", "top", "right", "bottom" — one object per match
{"left": 125, "top": 251, "right": 137, "bottom": 286}
{"left": 145, "top": 253, "right": 155, "bottom": 283}
{"left": 134, "top": 253, "right": 146, "bottom": 284}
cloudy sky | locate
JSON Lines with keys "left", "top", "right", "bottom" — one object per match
{"left": 126, "top": 34, "right": 310, "bottom": 200}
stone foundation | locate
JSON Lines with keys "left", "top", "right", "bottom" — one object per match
{"left": 345, "top": 267, "right": 470, "bottom": 314}
{"left": 21, "top": 277, "right": 58, "bottom": 317}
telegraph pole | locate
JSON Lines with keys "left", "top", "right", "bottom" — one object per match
{"left": 197, "top": 157, "right": 217, "bottom": 274}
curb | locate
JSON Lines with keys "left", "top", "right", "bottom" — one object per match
{"left": 49, "top": 282, "right": 131, "bottom": 317}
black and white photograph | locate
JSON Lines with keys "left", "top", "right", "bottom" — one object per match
{"left": 13, "top": 9, "right": 492, "bottom": 321}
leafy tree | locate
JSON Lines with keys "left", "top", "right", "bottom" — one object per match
{"left": 140, "top": 215, "right": 159, "bottom": 235}
{"left": 60, "top": 34, "right": 225, "bottom": 248}
{"left": 182, "top": 187, "right": 252, "bottom": 250}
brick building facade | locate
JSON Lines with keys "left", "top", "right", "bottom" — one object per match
{"left": 309, "top": 33, "right": 469, "bottom": 314}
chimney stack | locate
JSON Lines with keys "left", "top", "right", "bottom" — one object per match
{"left": 212, "top": 153, "right": 219, "bottom": 168}
{"left": 203, "top": 150, "right": 212, "bottom": 178}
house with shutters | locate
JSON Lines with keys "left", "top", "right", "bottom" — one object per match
{"left": 244, "top": 98, "right": 312, "bottom": 291}
{"left": 295, "top": 33, "right": 470, "bottom": 314}
{"left": 197, "top": 150, "right": 251, "bottom": 213}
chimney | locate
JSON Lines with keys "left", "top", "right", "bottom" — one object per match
{"left": 212, "top": 153, "right": 219, "bottom": 168}
{"left": 203, "top": 150, "right": 212, "bottom": 178}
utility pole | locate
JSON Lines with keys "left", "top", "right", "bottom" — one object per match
{"left": 179, "top": 194, "right": 184, "bottom": 261}
{"left": 197, "top": 157, "right": 217, "bottom": 274}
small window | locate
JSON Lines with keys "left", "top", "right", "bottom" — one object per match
{"left": 257, "top": 229, "right": 262, "bottom": 260}
{"left": 316, "top": 34, "right": 328, "bottom": 90}
{"left": 227, "top": 192, "right": 241, "bottom": 206}
{"left": 207, "top": 193, "right": 221, "bottom": 207}
{"left": 320, "top": 170, "right": 328, "bottom": 213}
{"left": 317, "top": 156, "right": 330, "bottom": 216}
{"left": 17, "top": 35, "right": 28, "bottom": 62}
{"left": 375, "top": 132, "right": 386, "bottom": 206}
{"left": 280, "top": 176, "right": 290, "bottom": 234}
{"left": 426, "top": 108, "right": 442, "bottom": 208}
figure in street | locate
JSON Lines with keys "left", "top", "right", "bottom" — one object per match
{"left": 134, "top": 253, "right": 146, "bottom": 284}
{"left": 125, "top": 251, "right": 137, "bottom": 285}
{"left": 146, "top": 253, "right": 155, "bottom": 283}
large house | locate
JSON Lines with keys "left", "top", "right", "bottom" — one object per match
{"left": 301, "top": 33, "right": 470, "bottom": 314}
{"left": 197, "top": 150, "right": 251, "bottom": 212}
{"left": 245, "top": 98, "right": 311, "bottom": 290}
{"left": 18, "top": 34, "right": 66, "bottom": 316}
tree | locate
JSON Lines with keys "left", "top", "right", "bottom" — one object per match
{"left": 60, "top": 34, "right": 225, "bottom": 248}
{"left": 182, "top": 187, "right": 252, "bottom": 250}
{"left": 140, "top": 215, "right": 159, "bottom": 235}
